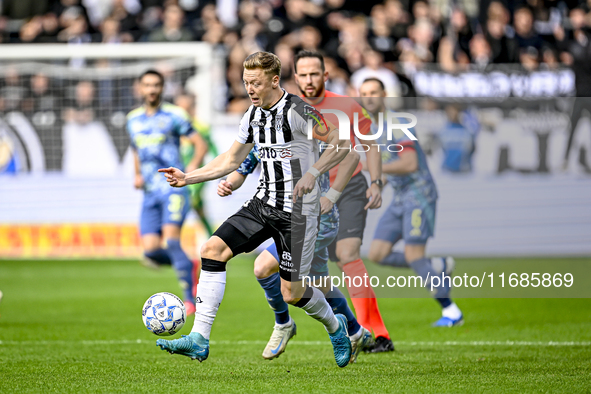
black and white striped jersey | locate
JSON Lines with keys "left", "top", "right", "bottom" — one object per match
{"left": 236, "top": 90, "right": 322, "bottom": 215}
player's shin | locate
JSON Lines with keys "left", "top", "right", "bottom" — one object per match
{"left": 379, "top": 251, "right": 408, "bottom": 267}
{"left": 167, "top": 239, "right": 196, "bottom": 302}
{"left": 191, "top": 258, "right": 227, "bottom": 339}
{"left": 341, "top": 259, "right": 390, "bottom": 339}
{"left": 293, "top": 285, "right": 339, "bottom": 333}
{"left": 409, "top": 257, "right": 450, "bottom": 298}
{"left": 258, "top": 272, "right": 290, "bottom": 325}
{"left": 144, "top": 248, "right": 172, "bottom": 266}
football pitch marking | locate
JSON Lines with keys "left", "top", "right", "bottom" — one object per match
{"left": 0, "top": 340, "right": 589, "bottom": 347}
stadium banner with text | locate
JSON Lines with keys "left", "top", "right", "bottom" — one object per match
{"left": 0, "top": 223, "right": 200, "bottom": 259}
{"left": 412, "top": 66, "right": 575, "bottom": 98}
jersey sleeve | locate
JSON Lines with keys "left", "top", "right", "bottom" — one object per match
{"left": 126, "top": 117, "right": 137, "bottom": 150}
{"left": 173, "top": 108, "right": 194, "bottom": 137}
{"left": 393, "top": 116, "right": 416, "bottom": 151}
{"left": 288, "top": 98, "right": 333, "bottom": 142}
{"left": 236, "top": 147, "right": 260, "bottom": 176}
{"left": 236, "top": 107, "right": 254, "bottom": 144}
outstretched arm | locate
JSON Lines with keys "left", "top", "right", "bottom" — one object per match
{"left": 159, "top": 141, "right": 254, "bottom": 187}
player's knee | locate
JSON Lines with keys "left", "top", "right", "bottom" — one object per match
{"left": 337, "top": 249, "right": 360, "bottom": 265}
{"left": 200, "top": 237, "right": 232, "bottom": 262}
{"left": 368, "top": 248, "right": 386, "bottom": 263}
{"left": 253, "top": 260, "right": 272, "bottom": 279}
{"left": 404, "top": 246, "right": 425, "bottom": 263}
{"left": 336, "top": 240, "right": 361, "bottom": 264}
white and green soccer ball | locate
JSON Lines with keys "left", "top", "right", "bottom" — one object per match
{"left": 142, "top": 292, "right": 186, "bottom": 336}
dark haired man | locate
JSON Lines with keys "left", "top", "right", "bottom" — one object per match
{"left": 127, "top": 69, "right": 203, "bottom": 315}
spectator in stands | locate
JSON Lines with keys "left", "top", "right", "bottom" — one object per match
{"left": 513, "top": 6, "right": 544, "bottom": 51}
{"left": 484, "top": 2, "right": 519, "bottom": 63}
{"left": 63, "top": 81, "right": 95, "bottom": 124}
{"left": 324, "top": 56, "right": 350, "bottom": 96}
{"left": 57, "top": 13, "right": 92, "bottom": 44}
{"left": 447, "top": 8, "right": 473, "bottom": 61}
{"left": 469, "top": 33, "right": 493, "bottom": 69}
{"left": 368, "top": 4, "right": 397, "bottom": 61}
{"left": 405, "top": 17, "right": 436, "bottom": 63}
{"left": 99, "top": 16, "right": 132, "bottom": 43}
{"left": 520, "top": 46, "right": 539, "bottom": 71}
{"left": 38, "top": 13, "right": 61, "bottom": 43}
{"left": 147, "top": 4, "right": 194, "bottom": 42}
{"left": 109, "top": 0, "right": 142, "bottom": 41}
{"left": 0, "top": 67, "right": 28, "bottom": 112}
{"left": 439, "top": 104, "right": 477, "bottom": 173}
{"left": 18, "top": 17, "right": 43, "bottom": 43}
{"left": 350, "top": 49, "right": 401, "bottom": 97}
{"left": 556, "top": 7, "right": 591, "bottom": 168}
{"left": 22, "top": 73, "right": 61, "bottom": 116}
{"left": 383, "top": 0, "right": 410, "bottom": 41}
{"left": 283, "top": 0, "right": 323, "bottom": 33}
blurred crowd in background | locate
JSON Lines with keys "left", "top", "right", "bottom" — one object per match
{"left": 1, "top": 0, "right": 591, "bottom": 113}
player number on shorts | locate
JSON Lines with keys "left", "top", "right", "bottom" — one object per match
{"left": 168, "top": 194, "right": 185, "bottom": 221}
{"left": 410, "top": 208, "right": 422, "bottom": 236}
{"left": 411, "top": 209, "right": 422, "bottom": 229}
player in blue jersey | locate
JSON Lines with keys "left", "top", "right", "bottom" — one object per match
{"left": 217, "top": 146, "right": 374, "bottom": 362}
{"left": 127, "top": 69, "right": 202, "bottom": 315}
{"left": 359, "top": 78, "right": 463, "bottom": 327}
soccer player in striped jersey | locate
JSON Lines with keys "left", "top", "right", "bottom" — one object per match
{"left": 127, "top": 69, "right": 202, "bottom": 315}
{"left": 359, "top": 78, "right": 463, "bottom": 327}
{"left": 218, "top": 144, "right": 374, "bottom": 362}
{"left": 156, "top": 52, "right": 354, "bottom": 367}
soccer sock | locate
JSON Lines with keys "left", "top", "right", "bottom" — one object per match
{"left": 166, "top": 239, "right": 196, "bottom": 302}
{"left": 342, "top": 259, "right": 390, "bottom": 339}
{"left": 409, "top": 257, "right": 450, "bottom": 299}
{"left": 379, "top": 251, "right": 408, "bottom": 268}
{"left": 257, "top": 272, "right": 290, "bottom": 325}
{"left": 144, "top": 248, "right": 172, "bottom": 266}
{"left": 294, "top": 286, "right": 339, "bottom": 334}
{"left": 436, "top": 297, "right": 452, "bottom": 308}
{"left": 191, "top": 259, "right": 227, "bottom": 340}
{"left": 325, "top": 288, "right": 361, "bottom": 336}
{"left": 442, "top": 302, "right": 462, "bottom": 320}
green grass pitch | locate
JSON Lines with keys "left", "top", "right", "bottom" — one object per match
{"left": 0, "top": 257, "right": 590, "bottom": 393}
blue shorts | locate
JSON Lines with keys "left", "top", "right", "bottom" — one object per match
{"left": 373, "top": 200, "right": 436, "bottom": 245}
{"left": 140, "top": 189, "right": 190, "bottom": 235}
{"left": 265, "top": 218, "right": 338, "bottom": 279}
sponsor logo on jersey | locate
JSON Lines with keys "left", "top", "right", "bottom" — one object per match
{"left": 250, "top": 120, "right": 266, "bottom": 127}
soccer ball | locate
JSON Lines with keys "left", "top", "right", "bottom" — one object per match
{"left": 142, "top": 292, "right": 186, "bottom": 336}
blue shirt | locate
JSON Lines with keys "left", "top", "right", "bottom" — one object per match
{"left": 439, "top": 121, "right": 476, "bottom": 173}
{"left": 374, "top": 111, "right": 438, "bottom": 206}
{"left": 127, "top": 103, "right": 194, "bottom": 194}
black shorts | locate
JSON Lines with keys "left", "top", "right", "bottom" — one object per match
{"left": 328, "top": 171, "right": 368, "bottom": 261}
{"left": 213, "top": 197, "right": 318, "bottom": 282}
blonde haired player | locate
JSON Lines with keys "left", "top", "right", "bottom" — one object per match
{"left": 156, "top": 52, "right": 355, "bottom": 367}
